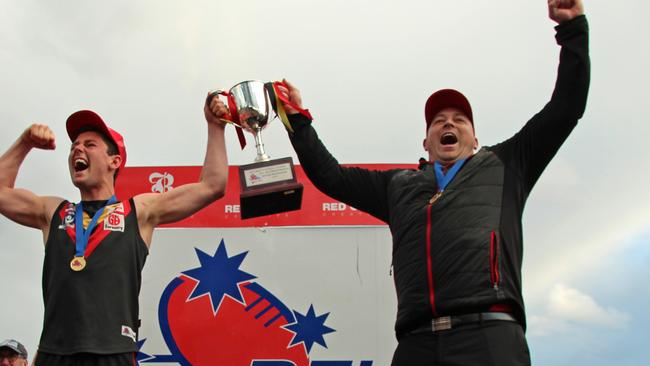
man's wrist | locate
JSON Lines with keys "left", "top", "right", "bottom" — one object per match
{"left": 555, "top": 14, "right": 587, "bottom": 32}
{"left": 288, "top": 113, "right": 312, "bottom": 129}
{"left": 555, "top": 14, "right": 588, "bottom": 43}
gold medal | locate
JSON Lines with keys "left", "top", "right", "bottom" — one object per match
{"left": 429, "top": 191, "right": 443, "bottom": 205}
{"left": 70, "top": 256, "right": 87, "bottom": 271}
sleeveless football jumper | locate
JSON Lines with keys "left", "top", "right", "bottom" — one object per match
{"left": 39, "top": 198, "right": 148, "bottom": 355}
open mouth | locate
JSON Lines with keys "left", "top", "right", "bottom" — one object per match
{"left": 74, "top": 158, "right": 89, "bottom": 172}
{"left": 440, "top": 132, "right": 458, "bottom": 145}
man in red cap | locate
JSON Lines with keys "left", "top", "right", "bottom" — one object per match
{"left": 277, "top": 1, "right": 589, "bottom": 365}
{"left": 0, "top": 96, "right": 231, "bottom": 365}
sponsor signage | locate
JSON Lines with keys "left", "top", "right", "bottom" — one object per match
{"left": 116, "top": 164, "right": 414, "bottom": 227}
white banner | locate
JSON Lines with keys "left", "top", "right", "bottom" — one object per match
{"left": 137, "top": 227, "right": 397, "bottom": 366}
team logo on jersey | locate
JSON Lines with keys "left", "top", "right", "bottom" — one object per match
{"left": 136, "top": 239, "right": 373, "bottom": 366}
{"left": 58, "top": 203, "right": 76, "bottom": 229}
{"left": 122, "top": 325, "right": 137, "bottom": 342}
{"left": 150, "top": 172, "right": 175, "bottom": 193}
{"left": 104, "top": 203, "right": 126, "bottom": 232}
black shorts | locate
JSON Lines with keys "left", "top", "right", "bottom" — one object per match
{"left": 34, "top": 352, "right": 135, "bottom": 366}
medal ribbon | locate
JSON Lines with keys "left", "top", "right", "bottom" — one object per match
{"left": 74, "top": 195, "right": 117, "bottom": 258}
{"left": 434, "top": 159, "right": 466, "bottom": 193}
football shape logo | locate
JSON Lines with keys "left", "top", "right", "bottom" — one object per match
{"left": 138, "top": 239, "right": 344, "bottom": 366}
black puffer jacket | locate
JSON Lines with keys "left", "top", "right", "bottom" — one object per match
{"left": 288, "top": 15, "right": 589, "bottom": 339}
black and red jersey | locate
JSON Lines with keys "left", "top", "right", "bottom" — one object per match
{"left": 39, "top": 198, "right": 148, "bottom": 355}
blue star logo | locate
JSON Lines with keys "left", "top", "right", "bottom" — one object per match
{"left": 285, "top": 304, "right": 336, "bottom": 353}
{"left": 181, "top": 239, "right": 256, "bottom": 313}
{"left": 135, "top": 339, "right": 154, "bottom": 364}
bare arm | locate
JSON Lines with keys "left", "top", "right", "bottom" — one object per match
{"left": 135, "top": 94, "right": 229, "bottom": 245}
{"left": 0, "top": 124, "right": 64, "bottom": 234}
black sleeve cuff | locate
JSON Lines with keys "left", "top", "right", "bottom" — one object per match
{"left": 555, "top": 14, "right": 588, "bottom": 43}
{"left": 287, "top": 113, "right": 313, "bottom": 131}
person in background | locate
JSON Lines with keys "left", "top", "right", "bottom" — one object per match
{"left": 0, "top": 339, "right": 28, "bottom": 366}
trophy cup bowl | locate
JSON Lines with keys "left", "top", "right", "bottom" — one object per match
{"left": 217, "top": 80, "right": 304, "bottom": 219}
{"left": 229, "top": 80, "right": 271, "bottom": 162}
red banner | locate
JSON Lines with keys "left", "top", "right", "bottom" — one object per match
{"left": 115, "top": 164, "right": 415, "bottom": 227}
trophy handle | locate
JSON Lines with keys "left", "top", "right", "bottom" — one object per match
{"left": 264, "top": 82, "right": 279, "bottom": 120}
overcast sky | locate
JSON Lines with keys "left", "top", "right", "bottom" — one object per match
{"left": 1, "top": 1, "right": 649, "bottom": 365}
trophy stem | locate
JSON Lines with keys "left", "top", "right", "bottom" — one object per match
{"left": 253, "top": 129, "right": 271, "bottom": 162}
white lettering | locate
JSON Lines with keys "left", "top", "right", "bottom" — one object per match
{"left": 322, "top": 202, "right": 347, "bottom": 211}
{"left": 149, "top": 172, "right": 175, "bottom": 193}
{"left": 225, "top": 205, "right": 240, "bottom": 213}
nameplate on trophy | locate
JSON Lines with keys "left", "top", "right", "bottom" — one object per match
{"left": 242, "top": 161, "right": 294, "bottom": 187}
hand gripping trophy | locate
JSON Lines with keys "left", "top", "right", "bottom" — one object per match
{"left": 209, "top": 80, "right": 309, "bottom": 219}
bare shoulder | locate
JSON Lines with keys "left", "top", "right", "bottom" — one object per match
{"left": 133, "top": 192, "right": 158, "bottom": 210}
{"left": 42, "top": 196, "right": 66, "bottom": 217}
{"left": 132, "top": 193, "right": 159, "bottom": 248}
{"left": 132, "top": 192, "right": 160, "bottom": 222}
{"left": 30, "top": 195, "right": 66, "bottom": 231}
{"left": 39, "top": 195, "right": 66, "bottom": 245}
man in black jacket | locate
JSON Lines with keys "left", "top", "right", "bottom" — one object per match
{"left": 278, "top": 0, "right": 589, "bottom": 365}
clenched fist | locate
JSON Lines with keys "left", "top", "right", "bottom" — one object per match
{"left": 204, "top": 92, "right": 230, "bottom": 127}
{"left": 275, "top": 79, "right": 304, "bottom": 115}
{"left": 23, "top": 124, "right": 56, "bottom": 150}
{"left": 548, "top": 0, "right": 584, "bottom": 24}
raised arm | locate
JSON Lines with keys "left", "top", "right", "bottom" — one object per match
{"left": 134, "top": 94, "right": 229, "bottom": 245}
{"left": 277, "top": 80, "right": 395, "bottom": 222}
{"left": 546, "top": 0, "right": 589, "bottom": 118}
{"left": 0, "top": 124, "right": 64, "bottom": 233}
{"left": 493, "top": 0, "right": 589, "bottom": 189}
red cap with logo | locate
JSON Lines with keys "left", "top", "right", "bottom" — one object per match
{"left": 424, "top": 89, "right": 474, "bottom": 131}
{"left": 66, "top": 110, "right": 127, "bottom": 171}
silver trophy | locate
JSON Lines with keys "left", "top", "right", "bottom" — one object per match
{"left": 228, "top": 80, "right": 273, "bottom": 162}
{"left": 212, "top": 80, "right": 303, "bottom": 219}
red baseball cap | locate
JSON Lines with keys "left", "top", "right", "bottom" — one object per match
{"left": 66, "top": 110, "right": 127, "bottom": 171}
{"left": 424, "top": 89, "right": 473, "bottom": 130}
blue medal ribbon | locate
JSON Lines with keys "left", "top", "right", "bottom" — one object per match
{"left": 434, "top": 159, "right": 466, "bottom": 193}
{"left": 74, "top": 195, "right": 117, "bottom": 258}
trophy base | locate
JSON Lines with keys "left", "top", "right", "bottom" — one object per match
{"left": 240, "top": 182, "right": 303, "bottom": 219}
{"left": 238, "top": 157, "right": 304, "bottom": 219}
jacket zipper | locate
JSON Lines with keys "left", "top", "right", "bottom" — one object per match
{"left": 426, "top": 203, "right": 437, "bottom": 316}
{"left": 490, "top": 231, "right": 500, "bottom": 290}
